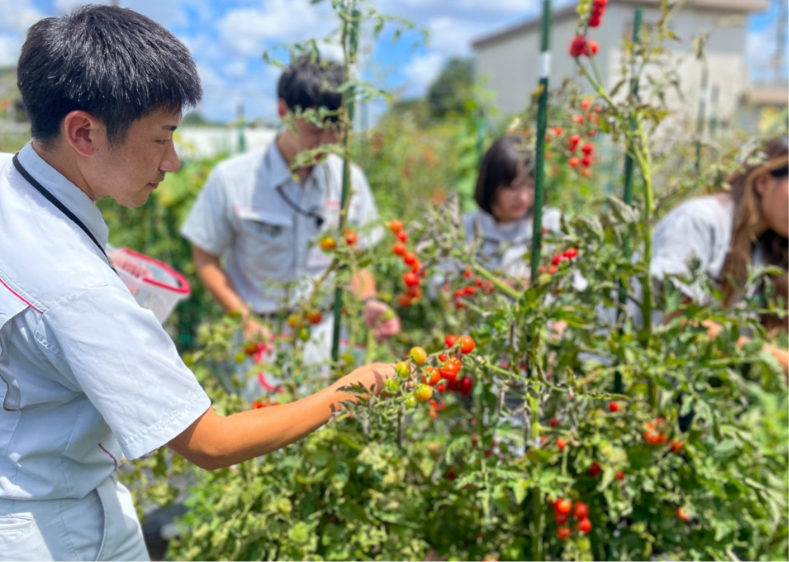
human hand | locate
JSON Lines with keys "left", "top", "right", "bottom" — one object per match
{"left": 333, "top": 362, "right": 394, "bottom": 398}
{"left": 108, "top": 250, "right": 151, "bottom": 278}
{"left": 362, "top": 299, "right": 401, "bottom": 342}
{"left": 244, "top": 318, "right": 273, "bottom": 343}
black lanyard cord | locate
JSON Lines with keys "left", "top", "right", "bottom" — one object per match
{"left": 13, "top": 153, "right": 117, "bottom": 274}
{"left": 275, "top": 184, "right": 324, "bottom": 229}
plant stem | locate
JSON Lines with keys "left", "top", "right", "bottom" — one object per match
{"left": 472, "top": 263, "right": 523, "bottom": 301}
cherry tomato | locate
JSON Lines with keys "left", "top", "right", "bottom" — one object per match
{"left": 557, "top": 526, "right": 572, "bottom": 540}
{"left": 459, "top": 335, "right": 475, "bottom": 354}
{"left": 319, "top": 237, "right": 336, "bottom": 251}
{"left": 581, "top": 142, "right": 594, "bottom": 156}
{"left": 552, "top": 127, "right": 564, "bottom": 136}
{"left": 608, "top": 401, "right": 619, "bottom": 413}
{"left": 409, "top": 346, "right": 427, "bottom": 365}
{"left": 588, "top": 461, "right": 602, "bottom": 477}
{"left": 234, "top": 351, "right": 247, "bottom": 363}
{"left": 459, "top": 376, "right": 474, "bottom": 396}
{"left": 568, "top": 134, "right": 582, "bottom": 150}
{"left": 306, "top": 310, "right": 323, "bottom": 325}
{"left": 616, "top": 469, "right": 625, "bottom": 481}
{"left": 406, "top": 286, "right": 422, "bottom": 299}
{"left": 555, "top": 499, "right": 572, "bottom": 515}
{"left": 287, "top": 314, "right": 302, "bottom": 329}
{"left": 556, "top": 438, "right": 567, "bottom": 451}
{"left": 549, "top": 417, "right": 561, "bottom": 428}
{"left": 395, "top": 361, "right": 411, "bottom": 379}
{"left": 464, "top": 286, "right": 476, "bottom": 296}
{"left": 445, "top": 335, "right": 457, "bottom": 348}
{"left": 670, "top": 439, "right": 685, "bottom": 454}
{"left": 677, "top": 507, "right": 690, "bottom": 522}
{"left": 552, "top": 254, "right": 564, "bottom": 266}
{"left": 438, "top": 353, "right": 448, "bottom": 362}
{"left": 396, "top": 230, "right": 408, "bottom": 242}
{"left": 573, "top": 501, "right": 589, "bottom": 519}
{"left": 580, "top": 99, "right": 591, "bottom": 110}
{"left": 436, "top": 383, "right": 447, "bottom": 394}
{"left": 582, "top": 155, "right": 593, "bottom": 167}
{"left": 393, "top": 242, "right": 406, "bottom": 256}
{"left": 577, "top": 518, "right": 592, "bottom": 534}
{"left": 244, "top": 342, "right": 259, "bottom": 356}
{"left": 572, "top": 114, "right": 585, "bottom": 125}
{"left": 580, "top": 168, "right": 592, "bottom": 178}
{"left": 415, "top": 384, "right": 433, "bottom": 402}
{"left": 388, "top": 219, "right": 404, "bottom": 234}
{"left": 554, "top": 511, "right": 569, "bottom": 524}
{"left": 568, "top": 157, "right": 581, "bottom": 168}
{"left": 423, "top": 367, "right": 440, "bottom": 386}
{"left": 403, "top": 272, "right": 420, "bottom": 287}
{"left": 403, "top": 252, "right": 417, "bottom": 265}
{"left": 298, "top": 327, "right": 310, "bottom": 342}
{"left": 385, "top": 377, "right": 400, "bottom": 393}
{"left": 463, "top": 267, "right": 473, "bottom": 278}
{"left": 404, "top": 394, "right": 417, "bottom": 408}
{"left": 548, "top": 264, "right": 558, "bottom": 275}
{"left": 396, "top": 294, "right": 412, "bottom": 307}
{"left": 564, "top": 248, "right": 579, "bottom": 259}
{"left": 344, "top": 230, "right": 358, "bottom": 245}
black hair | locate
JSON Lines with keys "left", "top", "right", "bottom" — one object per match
{"left": 474, "top": 135, "right": 533, "bottom": 214}
{"left": 18, "top": 4, "right": 202, "bottom": 148}
{"left": 277, "top": 55, "right": 344, "bottom": 121}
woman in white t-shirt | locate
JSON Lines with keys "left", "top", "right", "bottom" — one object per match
{"left": 650, "top": 136, "right": 788, "bottom": 370}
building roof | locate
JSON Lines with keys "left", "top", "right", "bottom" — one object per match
{"left": 472, "top": 0, "right": 769, "bottom": 50}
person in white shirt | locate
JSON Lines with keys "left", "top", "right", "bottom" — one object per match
{"left": 181, "top": 56, "right": 400, "bottom": 395}
{"left": 464, "top": 135, "right": 562, "bottom": 278}
{"left": 0, "top": 7, "right": 392, "bottom": 561}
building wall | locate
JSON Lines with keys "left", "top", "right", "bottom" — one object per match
{"left": 474, "top": 3, "right": 750, "bottom": 130}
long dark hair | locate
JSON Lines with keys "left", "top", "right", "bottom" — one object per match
{"left": 721, "top": 136, "right": 788, "bottom": 333}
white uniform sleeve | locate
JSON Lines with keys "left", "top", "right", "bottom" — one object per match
{"left": 650, "top": 202, "right": 716, "bottom": 301}
{"left": 43, "top": 284, "right": 211, "bottom": 460}
{"left": 348, "top": 165, "right": 384, "bottom": 249}
{"left": 180, "top": 166, "right": 234, "bottom": 257}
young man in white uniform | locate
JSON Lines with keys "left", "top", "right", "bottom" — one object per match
{"left": 181, "top": 56, "right": 400, "bottom": 396}
{"left": 0, "top": 7, "right": 392, "bottom": 560}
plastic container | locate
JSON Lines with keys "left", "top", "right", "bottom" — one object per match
{"left": 112, "top": 247, "right": 191, "bottom": 324}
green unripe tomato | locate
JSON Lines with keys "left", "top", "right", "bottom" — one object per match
{"left": 385, "top": 378, "right": 400, "bottom": 393}
{"left": 404, "top": 394, "right": 417, "bottom": 408}
{"left": 395, "top": 361, "right": 411, "bottom": 379}
{"left": 298, "top": 327, "right": 310, "bottom": 342}
{"left": 234, "top": 351, "right": 246, "bottom": 364}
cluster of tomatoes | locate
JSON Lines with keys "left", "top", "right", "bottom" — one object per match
{"left": 539, "top": 247, "right": 579, "bottom": 276}
{"left": 546, "top": 121, "right": 598, "bottom": 177}
{"left": 643, "top": 417, "right": 685, "bottom": 453}
{"left": 446, "top": 267, "right": 495, "bottom": 309}
{"left": 319, "top": 228, "right": 358, "bottom": 252}
{"left": 387, "top": 219, "right": 428, "bottom": 307}
{"left": 588, "top": 0, "right": 607, "bottom": 27}
{"left": 569, "top": 35, "right": 599, "bottom": 58}
{"left": 552, "top": 498, "right": 593, "bottom": 540}
{"left": 390, "top": 334, "right": 476, "bottom": 409}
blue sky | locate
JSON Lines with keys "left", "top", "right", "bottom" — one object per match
{"left": 0, "top": 0, "right": 785, "bottom": 124}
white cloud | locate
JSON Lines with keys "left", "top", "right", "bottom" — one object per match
{"left": 747, "top": 25, "right": 788, "bottom": 84}
{"left": 0, "top": 35, "right": 21, "bottom": 67}
{"left": 426, "top": 16, "right": 484, "bottom": 56}
{"left": 217, "top": 0, "right": 335, "bottom": 57}
{"left": 0, "top": 0, "right": 43, "bottom": 32}
{"left": 403, "top": 51, "right": 444, "bottom": 95}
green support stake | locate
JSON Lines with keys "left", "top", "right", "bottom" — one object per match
{"left": 237, "top": 103, "right": 246, "bottom": 153}
{"left": 616, "top": 7, "right": 642, "bottom": 394}
{"left": 331, "top": 5, "right": 360, "bottom": 363}
{"left": 695, "top": 66, "right": 708, "bottom": 175}
{"left": 529, "top": 0, "right": 552, "bottom": 283}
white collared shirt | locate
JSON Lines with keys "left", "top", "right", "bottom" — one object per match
{"left": 0, "top": 143, "right": 211, "bottom": 501}
{"left": 463, "top": 208, "right": 562, "bottom": 276}
{"left": 180, "top": 140, "right": 383, "bottom": 314}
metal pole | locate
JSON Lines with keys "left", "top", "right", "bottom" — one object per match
{"left": 529, "top": 0, "right": 552, "bottom": 283}
{"left": 709, "top": 84, "right": 719, "bottom": 138}
{"left": 237, "top": 103, "right": 246, "bottom": 154}
{"left": 331, "top": 5, "right": 360, "bottom": 363}
{"left": 695, "top": 66, "right": 708, "bottom": 174}
{"left": 615, "top": 7, "right": 642, "bottom": 394}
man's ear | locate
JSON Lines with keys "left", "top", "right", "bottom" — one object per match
{"left": 62, "top": 111, "right": 103, "bottom": 157}
{"left": 277, "top": 99, "right": 289, "bottom": 119}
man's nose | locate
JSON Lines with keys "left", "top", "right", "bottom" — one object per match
{"left": 160, "top": 142, "right": 181, "bottom": 173}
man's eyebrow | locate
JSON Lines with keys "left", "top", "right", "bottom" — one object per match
{"left": 162, "top": 125, "right": 178, "bottom": 132}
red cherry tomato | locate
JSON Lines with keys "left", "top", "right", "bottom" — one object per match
{"left": 423, "top": 367, "right": 440, "bottom": 386}
{"left": 573, "top": 501, "right": 589, "bottom": 519}
{"left": 396, "top": 231, "right": 408, "bottom": 242}
{"left": 581, "top": 143, "right": 595, "bottom": 156}
{"left": 564, "top": 248, "right": 579, "bottom": 259}
{"left": 549, "top": 417, "right": 560, "bottom": 428}
{"left": 555, "top": 499, "right": 572, "bottom": 515}
{"left": 344, "top": 230, "right": 358, "bottom": 245}
{"left": 577, "top": 518, "right": 592, "bottom": 534}
{"left": 608, "top": 401, "right": 619, "bottom": 413}
{"left": 616, "top": 469, "right": 625, "bottom": 481}
{"left": 393, "top": 242, "right": 406, "bottom": 256}
{"left": 459, "top": 376, "right": 474, "bottom": 396}
{"left": 568, "top": 157, "right": 581, "bottom": 168}
{"left": 403, "top": 272, "right": 420, "bottom": 287}
{"left": 588, "top": 461, "right": 602, "bottom": 477}
{"left": 459, "top": 335, "right": 475, "bottom": 354}
{"left": 554, "top": 511, "right": 569, "bottom": 524}
{"left": 445, "top": 335, "right": 457, "bottom": 348}
{"left": 556, "top": 437, "right": 567, "bottom": 450}
{"left": 388, "top": 220, "right": 404, "bottom": 234}
{"left": 403, "top": 252, "right": 417, "bottom": 265}
{"left": 677, "top": 507, "right": 690, "bottom": 522}
{"left": 557, "top": 526, "right": 572, "bottom": 540}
